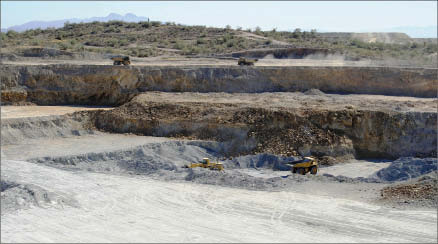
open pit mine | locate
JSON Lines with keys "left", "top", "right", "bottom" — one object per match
{"left": 1, "top": 63, "right": 437, "bottom": 243}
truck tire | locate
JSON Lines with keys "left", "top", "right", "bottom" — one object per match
{"left": 310, "top": 166, "right": 318, "bottom": 175}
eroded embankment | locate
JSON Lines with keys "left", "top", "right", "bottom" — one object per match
{"left": 91, "top": 95, "right": 436, "bottom": 159}
{"left": 1, "top": 64, "right": 436, "bottom": 105}
{"left": 1, "top": 111, "right": 95, "bottom": 145}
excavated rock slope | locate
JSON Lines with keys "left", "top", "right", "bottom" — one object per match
{"left": 1, "top": 64, "right": 436, "bottom": 105}
{"left": 92, "top": 92, "right": 437, "bottom": 159}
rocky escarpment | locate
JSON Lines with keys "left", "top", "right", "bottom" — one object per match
{"left": 1, "top": 65, "right": 436, "bottom": 105}
{"left": 306, "top": 110, "right": 437, "bottom": 158}
{"left": 91, "top": 98, "right": 436, "bottom": 159}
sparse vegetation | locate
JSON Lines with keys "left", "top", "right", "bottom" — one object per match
{"left": 0, "top": 20, "right": 436, "bottom": 62}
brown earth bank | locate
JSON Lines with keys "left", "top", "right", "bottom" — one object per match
{"left": 1, "top": 64, "right": 436, "bottom": 106}
{"left": 89, "top": 92, "right": 437, "bottom": 160}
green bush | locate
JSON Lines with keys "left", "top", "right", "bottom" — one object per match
{"left": 106, "top": 39, "right": 119, "bottom": 47}
{"left": 173, "top": 40, "right": 185, "bottom": 50}
{"left": 139, "top": 21, "right": 150, "bottom": 28}
{"left": 118, "top": 39, "right": 129, "bottom": 46}
{"left": 58, "top": 42, "right": 70, "bottom": 50}
{"left": 151, "top": 21, "right": 161, "bottom": 27}
{"left": 31, "top": 39, "right": 41, "bottom": 46}
{"left": 126, "top": 23, "right": 138, "bottom": 28}
{"left": 108, "top": 20, "right": 124, "bottom": 26}
{"left": 6, "top": 30, "right": 19, "bottom": 38}
{"left": 196, "top": 38, "right": 206, "bottom": 45}
{"left": 128, "top": 36, "right": 137, "bottom": 42}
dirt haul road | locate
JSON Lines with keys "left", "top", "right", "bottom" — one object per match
{"left": 1, "top": 159, "right": 437, "bottom": 243}
{"left": 2, "top": 57, "right": 430, "bottom": 67}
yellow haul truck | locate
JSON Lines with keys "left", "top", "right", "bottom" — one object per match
{"left": 289, "top": 156, "right": 318, "bottom": 175}
{"left": 183, "top": 158, "right": 224, "bottom": 171}
{"left": 237, "top": 57, "right": 258, "bottom": 66}
{"left": 111, "top": 56, "right": 131, "bottom": 66}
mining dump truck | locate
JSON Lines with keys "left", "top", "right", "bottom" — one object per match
{"left": 237, "top": 57, "right": 258, "bottom": 66}
{"left": 288, "top": 156, "right": 318, "bottom": 175}
{"left": 111, "top": 56, "right": 131, "bottom": 65}
{"left": 182, "top": 158, "right": 224, "bottom": 171}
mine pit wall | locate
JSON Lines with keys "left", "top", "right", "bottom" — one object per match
{"left": 1, "top": 106, "right": 435, "bottom": 160}
{"left": 91, "top": 103, "right": 436, "bottom": 159}
{"left": 1, "top": 65, "right": 437, "bottom": 105}
{"left": 306, "top": 110, "right": 437, "bottom": 159}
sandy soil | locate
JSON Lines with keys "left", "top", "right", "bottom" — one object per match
{"left": 132, "top": 91, "right": 437, "bottom": 113}
{"left": 2, "top": 159, "right": 436, "bottom": 243}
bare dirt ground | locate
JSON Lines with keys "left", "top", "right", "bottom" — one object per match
{"left": 131, "top": 91, "right": 437, "bottom": 113}
{"left": 2, "top": 159, "right": 437, "bottom": 243}
{"left": 1, "top": 134, "right": 175, "bottom": 160}
{"left": 1, "top": 105, "right": 112, "bottom": 119}
{"left": 1, "top": 56, "right": 429, "bottom": 67}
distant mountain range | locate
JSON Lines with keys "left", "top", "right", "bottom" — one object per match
{"left": 1, "top": 13, "right": 149, "bottom": 32}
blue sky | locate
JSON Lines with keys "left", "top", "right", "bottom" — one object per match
{"left": 1, "top": 1, "right": 437, "bottom": 32}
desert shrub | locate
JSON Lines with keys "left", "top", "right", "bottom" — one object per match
{"left": 226, "top": 40, "right": 235, "bottom": 47}
{"left": 74, "top": 45, "right": 85, "bottom": 52}
{"left": 255, "top": 26, "right": 262, "bottom": 35}
{"left": 106, "top": 38, "right": 119, "bottom": 47}
{"left": 108, "top": 20, "right": 124, "bottom": 26}
{"left": 128, "top": 35, "right": 137, "bottom": 42}
{"left": 6, "top": 30, "right": 18, "bottom": 38}
{"left": 55, "top": 31, "right": 67, "bottom": 40}
{"left": 196, "top": 38, "right": 206, "bottom": 45}
{"left": 151, "top": 21, "right": 161, "bottom": 27}
{"left": 104, "top": 26, "right": 121, "bottom": 33}
{"left": 425, "top": 43, "right": 438, "bottom": 53}
{"left": 292, "top": 28, "right": 302, "bottom": 39}
{"left": 58, "top": 42, "right": 70, "bottom": 50}
{"left": 200, "top": 31, "right": 207, "bottom": 38}
{"left": 139, "top": 21, "right": 150, "bottom": 28}
{"left": 173, "top": 40, "right": 185, "bottom": 50}
{"left": 84, "top": 39, "right": 103, "bottom": 46}
{"left": 30, "top": 39, "right": 41, "bottom": 46}
{"left": 1, "top": 32, "right": 8, "bottom": 41}
{"left": 103, "top": 47, "right": 115, "bottom": 54}
{"left": 126, "top": 23, "right": 138, "bottom": 28}
{"left": 118, "top": 39, "right": 129, "bottom": 46}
